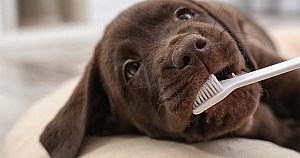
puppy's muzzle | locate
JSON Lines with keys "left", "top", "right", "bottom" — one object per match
{"left": 172, "top": 34, "right": 207, "bottom": 69}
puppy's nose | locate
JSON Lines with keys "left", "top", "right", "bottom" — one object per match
{"left": 172, "top": 34, "right": 207, "bottom": 69}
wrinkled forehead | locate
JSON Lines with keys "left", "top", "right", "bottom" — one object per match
{"left": 102, "top": 0, "right": 208, "bottom": 41}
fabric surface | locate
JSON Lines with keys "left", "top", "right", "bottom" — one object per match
{"left": 270, "top": 27, "right": 300, "bottom": 58}
{"left": 1, "top": 76, "right": 300, "bottom": 158}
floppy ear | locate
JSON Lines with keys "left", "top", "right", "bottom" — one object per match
{"left": 192, "top": 1, "right": 277, "bottom": 71}
{"left": 40, "top": 54, "right": 111, "bottom": 158}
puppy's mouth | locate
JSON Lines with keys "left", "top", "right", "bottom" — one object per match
{"left": 214, "top": 64, "right": 244, "bottom": 81}
{"left": 184, "top": 64, "right": 257, "bottom": 140}
{"left": 192, "top": 64, "right": 246, "bottom": 112}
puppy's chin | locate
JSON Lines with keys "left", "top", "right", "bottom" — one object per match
{"left": 184, "top": 83, "right": 261, "bottom": 142}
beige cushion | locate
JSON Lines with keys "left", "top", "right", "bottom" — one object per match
{"left": 1, "top": 77, "right": 300, "bottom": 158}
{"left": 270, "top": 27, "right": 300, "bottom": 58}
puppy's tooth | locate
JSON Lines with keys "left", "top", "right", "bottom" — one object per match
{"left": 232, "top": 73, "right": 237, "bottom": 77}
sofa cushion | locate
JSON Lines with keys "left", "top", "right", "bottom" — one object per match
{"left": 1, "top": 77, "right": 300, "bottom": 158}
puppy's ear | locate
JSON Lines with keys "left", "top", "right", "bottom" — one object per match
{"left": 40, "top": 54, "right": 110, "bottom": 158}
{"left": 193, "top": 1, "right": 277, "bottom": 70}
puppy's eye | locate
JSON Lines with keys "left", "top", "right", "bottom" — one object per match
{"left": 125, "top": 61, "right": 141, "bottom": 79}
{"left": 176, "top": 8, "right": 194, "bottom": 21}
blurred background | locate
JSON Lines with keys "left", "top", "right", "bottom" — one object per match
{"left": 0, "top": 0, "right": 299, "bottom": 148}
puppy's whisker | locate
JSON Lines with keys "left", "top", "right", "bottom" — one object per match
{"left": 156, "top": 103, "right": 163, "bottom": 120}
{"left": 162, "top": 80, "right": 182, "bottom": 91}
{"left": 214, "top": 38, "right": 235, "bottom": 45}
{"left": 216, "top": 142, "right": 222, "bottom": 151}
{"left": 129, "top": 85, "right": 157, "bottom": 90}
{"left": 242, "top": 44, "right": 264, "bottom": 51}
{"left": 229, "top": 32, "right": 267, "bottom": 54}
{"left": 211, "top": 0, "right": 224, "bottom": 31}
{"left": 218, "top": 39, "right": 265, "bottom": 59}
{"left": 262, "top": 116, "right": 271, "bottom": 129}
{"left": 225, "top": 136, "right": 233, "bottom": 156}
{"left": 261, "top": 88, "right": 271, "bottom": 99}
{"left": 219, "top": 30, "right": 226, "bottom": 38}
{"left": 231, "top": 31, "right": 265, "bottom": 45}
{"left": 157, "top": 96, "right": 177, "bottom": 105}
{"left": 217, "top": 32, "right": 253, "bottom": 53}
{"left": 157, "top": 92, "right": 188, "bottom": 115}
{"left": 229, "top": 132, "right": 238, "bottom": 142}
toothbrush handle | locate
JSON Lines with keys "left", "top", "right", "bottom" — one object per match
{"left": 222, "top": 57, "right": 300, "bottom": 88}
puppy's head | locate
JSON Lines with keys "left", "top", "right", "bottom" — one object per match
{"left": 41, "top": 0, "right": 262, "bottom": 157}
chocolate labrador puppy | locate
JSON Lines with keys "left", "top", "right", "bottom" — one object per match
{"left": 40, "top": 0, "right": 300, "bottom": 157}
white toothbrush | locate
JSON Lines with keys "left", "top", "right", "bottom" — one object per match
{"left": 193, "top": 57, "right": 300, "bottom": 115}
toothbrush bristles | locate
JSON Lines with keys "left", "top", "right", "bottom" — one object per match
{"left": 194, "top": 74, "right": 224, "bottom": 108}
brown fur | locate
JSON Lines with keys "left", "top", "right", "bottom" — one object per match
{"left": 40, "top": 0, "right": 300, "bottom": 157}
